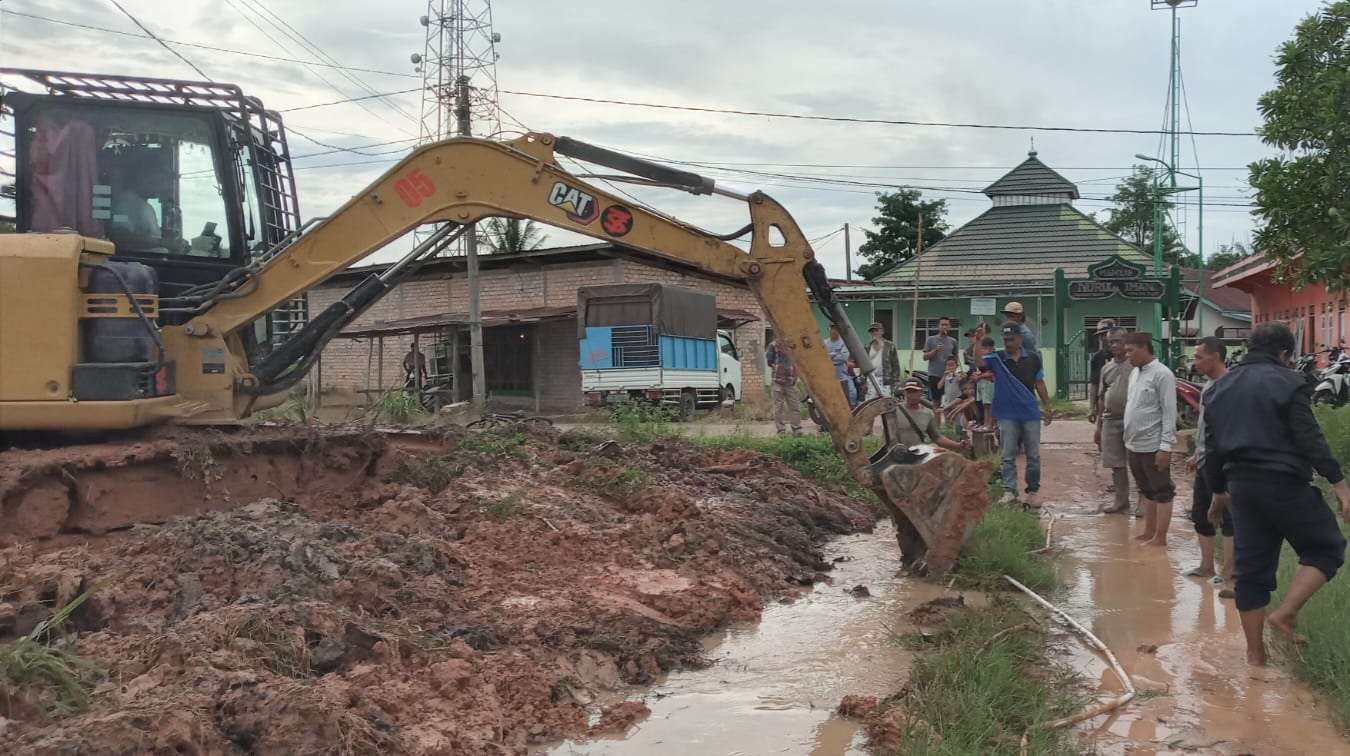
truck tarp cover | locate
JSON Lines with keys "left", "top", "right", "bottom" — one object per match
{"left": 577, "top": 284, "right": 716, "bottom": 339}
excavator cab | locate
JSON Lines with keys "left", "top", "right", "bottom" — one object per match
{"left": 0, "top": 69, "right": 306, "bottom": 366}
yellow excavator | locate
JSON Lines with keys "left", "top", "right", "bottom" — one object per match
{"left": 0, "top": 69, "right": 987, "bottom": 572}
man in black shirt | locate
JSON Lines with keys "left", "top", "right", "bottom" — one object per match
{"left": 1087, "top": 318, "right": 1117, "bottom": 423}
{"left": 1204, "top": 323, "right": 1350, "bottom": 666}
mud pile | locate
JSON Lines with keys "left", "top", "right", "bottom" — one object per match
{"left": 0, "top": 428, "right": 876, "bottom": 754}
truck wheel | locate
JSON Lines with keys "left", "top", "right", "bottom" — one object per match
{"left": 678, "top": 390, "right": 697, "bottom": 421}
{"left": 721, "top": 384, "right": 736, "bottom": 403}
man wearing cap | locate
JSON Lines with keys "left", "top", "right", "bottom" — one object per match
{"left": 1002, "top": 302, "right": 1039, "bottom": 355}
{"left": 1094, "top": 327, "right": 1132, "bottom": 514}
{"left": 862, "top": 322, "right": 901, "bottom": 401}
{"left": 1087, "top": 319, "right": 1118, "bottom": 424}
{"left": 922, "top": 316, "right": 959, "bottom": 402}
{"left": 976, "top": 322, "right": 1054, "bottom": 506}
{"left": 892, "top": 377, "right": 967, "bottom": 453}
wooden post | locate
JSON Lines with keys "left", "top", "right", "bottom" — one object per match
{"left": 532, "top": 324, "right": 542, "bottom": 413}
{"left": 365, "top": 338, "right": 374, "bottom": 398}
{"left": 908, "top": 213, "right": 926, "bottom": 370}
{"left": 376, "top": 336, "right": 385, "bottom": 394}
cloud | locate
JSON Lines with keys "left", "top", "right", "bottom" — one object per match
{"left": 2, "top": 0, "right": 1316, "bottom": 276}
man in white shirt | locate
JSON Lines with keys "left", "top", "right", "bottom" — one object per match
{"left": 1122, "top": 332, "right": 1178, "bottom": 546}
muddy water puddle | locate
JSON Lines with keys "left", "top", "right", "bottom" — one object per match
{"left": 1039, "top": 434, "right": 1349, "bottom": 755}
{"left": 547, "top": 522, "right": 950, "bottom": 755}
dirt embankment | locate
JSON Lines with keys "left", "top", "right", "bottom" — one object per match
{"left": 0, "top": 428, "right": 876, "bottom": 755}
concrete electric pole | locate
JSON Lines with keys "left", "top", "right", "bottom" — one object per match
{"left": 412, "top": 1, "right": 501, "bottom": 409}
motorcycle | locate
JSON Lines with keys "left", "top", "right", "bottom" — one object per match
{"left": 1314, "top": 350, "right": 1350, "bottom": 406}
{"left": 1176, "top": 376, "right": 1202, "bottom": 426}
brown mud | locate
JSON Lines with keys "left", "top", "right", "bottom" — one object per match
{"left": 1038, "top": 421, "right": 1349, "bottom": 755}
{"left": 0, "top": 427, "right": 875, "bottom": 755}
{"left": 544, "top": 521, "right": 968, "bottom": 756}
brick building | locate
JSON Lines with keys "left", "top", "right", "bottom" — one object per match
{"left": 309, "top": 243, "right": 766, "bottom": 411}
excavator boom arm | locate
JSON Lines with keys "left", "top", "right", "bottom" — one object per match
{"left": 184, "top": 133, "right": 868, "bottom": 472}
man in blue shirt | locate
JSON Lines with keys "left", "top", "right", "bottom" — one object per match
{"left": 976, "top": 323, "right": 1054, "bottom": 506}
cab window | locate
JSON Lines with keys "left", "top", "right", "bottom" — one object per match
{"left": 719, "top": 333, "right": 739, "bottom": 360}
{"left": 23, "top": 103, "right": 232, "bottom": 259}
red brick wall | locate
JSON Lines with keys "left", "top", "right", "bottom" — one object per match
{"left": 309, "top": 254, "right": 766, "bottom": 407}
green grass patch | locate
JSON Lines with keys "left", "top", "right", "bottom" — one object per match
{"left": 602, "top": 466, "right": 651, "bottom": 498}
{"left": 609, "top": 400, "right": 679, "bottom": 444}
{"left": 954, "top": 503, "right": 1056, "bottom": 592}
{"left": 455, "top": 430, "right": 527, "bottom": 457}
{"left": 365, "top": 390, "right": 428, "bottom": 425}
{"left": 897, "top": 599, "right": 1081, "bottom": 755}
{"left": 486, "top": 489, "right": 527, "bottom": 521}
{"left": 694, "top": 432, "right": 879, "bottom": 502}
{"left": 0, "top": 591, "right": 104, "bottom": 717}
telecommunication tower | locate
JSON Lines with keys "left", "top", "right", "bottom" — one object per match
{"left": 1151, "top": 0, "right": 1197, "bottom": 190}
{"left": 409, "top": 1, "right": 503, "bottom": 410}
{"left": 411, "top": 0, "right": 502, "bottom": 143}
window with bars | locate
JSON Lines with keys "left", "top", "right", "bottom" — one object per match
{"left": 913, "top": 318, "right": 960, "bottom": 349}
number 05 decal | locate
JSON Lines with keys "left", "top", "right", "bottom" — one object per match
{"left": 394, "top": 168, "right": 436, "bottom": 208}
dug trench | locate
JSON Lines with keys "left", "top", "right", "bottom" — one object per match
{"left": 0, "top": 426, "right": 881, "bottom": 754}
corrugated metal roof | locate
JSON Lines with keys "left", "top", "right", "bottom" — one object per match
{"left": 982, "top": 152, "right": 1080, "bottom": 199}
{"left": 874, "top": 203, "right": 1151, "bottom": 286}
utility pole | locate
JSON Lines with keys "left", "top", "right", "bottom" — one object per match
{"left": 843, "top": 223, "right": 852, "bottom": 281}
{"left": 456, "top": 75, "right": 487, "bottom": 408}
{"left": 413, "top": 0, "right": 500, "bottom": 409}
{"left": 908, "top": 214, "right": 925, "bottom": 369}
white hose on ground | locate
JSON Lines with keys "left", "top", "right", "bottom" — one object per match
{"left": 1002, "top": 575, "right": 1136, "bottom": 737}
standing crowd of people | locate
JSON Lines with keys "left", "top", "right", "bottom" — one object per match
{"left": 773, "top": 312, "right": 1350, "bottom": 667}
{"left": 1088, "top": 321, "right": 1350, "bottom": 667}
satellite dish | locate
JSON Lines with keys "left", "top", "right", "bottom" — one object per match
{"left": 419, "top": 15, "right": 430, "bottom": 26}
{"left": 411, "top": 53, "right": 423, "bottom": 65}
{"left": 492, "top": 32, "right": 502, "bottom": 43}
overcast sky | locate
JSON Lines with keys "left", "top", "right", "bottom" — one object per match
{"left": 0, "top": 0, "right": 1325, "bottom": 276}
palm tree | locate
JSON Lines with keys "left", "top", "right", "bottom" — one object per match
{"left": 483, "top": 217, "right": 548, "bottom": 254}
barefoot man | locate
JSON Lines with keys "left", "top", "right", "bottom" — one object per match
{"left": 1185, "top": 337, "right": 1235, "bottom": 590}
{"left": 1122, "top": 333, "right": 1177, "bottom": 546}
{"left": 1204, "top": 323, "right": 1350, "bottom": 666}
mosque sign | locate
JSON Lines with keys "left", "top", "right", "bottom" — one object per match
{"left": 1067, "top": 256, "right": 1165, "bottom": 300}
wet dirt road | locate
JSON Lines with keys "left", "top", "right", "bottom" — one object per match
{"left": 1040, "top": 420, "right": 1347, "bottom": 755}
{"left": 548, "top": 522, "right": 955, "bottom": 755}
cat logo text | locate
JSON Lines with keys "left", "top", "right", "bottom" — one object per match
{"left": 547, "top": 182, "right": 599, "bottom": 224}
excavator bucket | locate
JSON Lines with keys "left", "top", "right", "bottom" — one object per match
{"left": 870, "top": 446, "right": 993, "bottom": 574}
{"left": 840, "top": 396, "right": 993, "bottom": 575}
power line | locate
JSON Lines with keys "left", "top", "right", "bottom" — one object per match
{"left": 104, "top": 0, "right": 211, "bottom": 80}
{"left": 234, "top": 0, "right": 418, "bottom": 126}
{"left": 1, "top": 9, "right": 418, "bottom": 78}
{"left": 500, "top": 89, "right": 1260, "bottom": 137}
{"left": 280, "top": 88, "right": 421, "bottom": 112}
{"left": 220, "top": 0, "right": 413, "bottom": 137}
